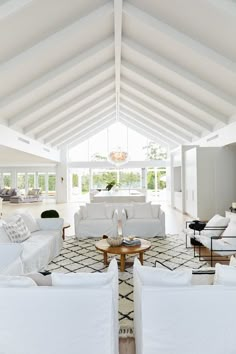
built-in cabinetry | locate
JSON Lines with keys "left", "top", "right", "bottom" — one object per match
{"left": 184, "top": 146, "right": 236, "bottom": 220}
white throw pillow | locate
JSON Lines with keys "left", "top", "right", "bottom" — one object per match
{"left": 221, "top": 221, "right": 236, "bottom": 245}
{"left": 0, "top": 275, "right": 37, "bottom": 287}
{"left": 151, "top": 204, "right": 161, "bottom": 218}
{"left": 133, "top": 202, "right": 153, "bottom": 219}
{"left": 229, "top": 255, "right": 236, "bottom": 266}
{"left": 214, "top": 263, "right": 236, "bottom": 285}
{"left": 125, "top": 205, "right": 134, "bottom": 219}
{"left": 105, "top": 204, "right": 114, "bottom": 219}
{"left": 52, "top": 269, "right": 114, "bottom": 287}
{"left": 205, "top": 214, "right": 230, "bottom": 237}
{"left": 3, "top": 216, "right": 31, "bottom": 243}
{"left": 134, "top": 258, "right": 192, "bottom": 286}
{"left": 13, "top": 210, "right": 39, "bottom": 233}
{"left": 86, "top": 203, "right": 106, "bottom": 219}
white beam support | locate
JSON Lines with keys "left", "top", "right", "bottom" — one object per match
{"left": 121, "top": 88, "right": 200, "bottom": 138}
{"left": 123, "top": 37, "right": 236, "bottom": 108}
{"left": 122, "top": 78, "right": 210, "bottom": 133}
{"left": 45, "top": 104, "right": 115, "bottom": 144}
{"left": 120, "top": 105, "right": 189, "bottom": 144}
{"left": 2, "top": 37, "right": 113, "bottom": 111}
{"left": 114, "top": 0, "right": 123, "bottom": 121}
{"left": 38, "top": 95, "right": 115, "bottom": 140}
{"left": 10, "top": 61, "right": 114, "bottom": 126}
{"left": 0, "top": 0, "right": 33, "bottom": 20}
{"left": 57, "top": 115, "right": 115, "bottom": 149}
{"left": 122, "top": 60, "right": 228, "bottom": 124}
{"left": 123, "top": 2, "right": 236, "bottom": 74}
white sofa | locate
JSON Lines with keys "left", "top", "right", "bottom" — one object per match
{"left": 133, "top": 259, "right": 236, "bottom": 354}
{"left": 74, "top": 203, "right": 119, "bottom": 238}
{"left": 0, "top": 214, "right": 64, "bottom": 274}
{"left": 0, "top": 259, "right": 119, "bottom": 354}
{"left": 121, "top": 203, "right": 165, "bottom": 237}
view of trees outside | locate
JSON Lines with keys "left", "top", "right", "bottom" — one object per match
{"left": 92, "top": 170, "right": 117, "bottom": 189}
{"left": 147, "top": 168, "right": 166, "bottom": 191}
{"left": 17, "top": 173, "right": 26, "bottom": 194}
{"left": 38, "top": 174, "right": 46, "bottom": 194}
{"left": 28, "top": 173, "right": 35, "bottom": 189}
{"left": 119, "top": 169, "right": 141, "bottom": 189}
{"left": 3, "top": 173, "right": 11, "bottom": 188}
{"left": 48, "top": 173, "right": 56, "bottom": 196}
{"left": 143, "top": 141, "right": 167, "bottom": 160}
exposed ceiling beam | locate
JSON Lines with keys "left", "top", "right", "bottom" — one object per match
{"left": 56, "top": 115, "right": 115, "bottom": 148}
{"left": 123, "top": 37, "right": 236, "bottom": 108}
{"left": 121, "top": 78, "right": 211, "bottom": 133}
{"left": 66, "top": 117, "right": 115, "bottom": 150}
{"left": 123, "top": 2, "right": 236, "bottom": 74}
{"left": 45, "top": 104, "right": 115, "bottom": 144}
{"left": 1, "top": 37, "right": 113, "bottom": 110}
{"left": 120, "top": 104, "right": 189, "bottom": 144}
{"left": 121, "top": 88, "right": 200, "bottom": 138}
{"left": 9, "top": 61, "right": 114, "bottom": 126}
{"left": 120, "top": 115, "right": 175, "bottom": 149}
{"left": 114, "top": 0, "right": 123, "bottom": 121}
{"left": 0, "top": 0, "right": 33, "bottom": 20}
{"left": 122, "top": 60, "right": 228, "bottom": 124}
{"left": 37, "top": 95, "right": 115, "bottom": 140}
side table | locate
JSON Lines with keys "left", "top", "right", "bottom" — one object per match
{"left": 62, "top": 223, "right": 71, "bottom": 240}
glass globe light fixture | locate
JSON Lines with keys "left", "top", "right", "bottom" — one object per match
{"left": 108, "top": 147, "right": 129, "bottom": 166}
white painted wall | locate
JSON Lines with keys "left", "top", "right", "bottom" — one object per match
{"left": 56, "top": 148, "right": 68, "bottom": 203}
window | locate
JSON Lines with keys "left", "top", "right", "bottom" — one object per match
{"left": 27, "top": 173, "right": 35, "bottom": 190}
{"left": 119, "top": 169, "right": 141, "bottom": 189}
{"left": 91, "top": 170, "right": 117, "bottom": 190}
{"left": 48, "top": 173, "right": 56, "bottom": 197}
{"left": 17, "top": 173, "right": 26, "bottom": 194}
{"left": 2, "top": 173, "right": 11, "bottom": 188}
{"left": 38, "top": 173, "right": 46, "bottom": 195}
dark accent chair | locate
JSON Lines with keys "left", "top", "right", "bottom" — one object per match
{"left": 41, "top": 210, "right": 60, "bottom": 218}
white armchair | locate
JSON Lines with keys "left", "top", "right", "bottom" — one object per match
{"left": 121, "top": 203, "right": 165, "bottom": 237}
{"left": 74, "top": 203, "right": 119, "bottom": 238}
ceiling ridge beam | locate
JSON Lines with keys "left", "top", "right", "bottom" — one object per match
{"left": 45, "top": 103, "right": 115, "bottom": 144}
{"left": 114, "top": 0, "right": 123, "bottom": 121}
{"left": 123, "top": 2, "right": 236, "bottom": 74}
{"left": 119, "top": 116, "right": 171, "bottom": 149}
{"left": 120, "top": 103, "right": 190, "bottom": 144}
{"left": 121, "top": 87, "right": 200, "bottom": 138}
{"left": 120, "top": 113, "right": 176, "bottom": 147}
{"left": 9, "top": 61, "right": 114, "bottom": 126}
{"left": 1, "top": 2, "right": 113, "bottom": 67}
{"left": 123, "top": 37, "right": 236, "bottom": 108}
{"left": 64, "top": 117, "right": 115, "bottom": 150}
{"left": 1, "top": 37, "right": 113, "bottom": 110}
{"left": 121, "top": 77, "right": 211, "bottom": 132}
{"left": 122, "top": 60, "right": 228, "bottom": 124}
{"left": 37, "top": 95, "right": 115, "bottom": 140}
{"left": 0, "top": 0, "right": 33, "bottom": 20}
{"left": 56, "top": 115, "right": 115, "bottom": 148}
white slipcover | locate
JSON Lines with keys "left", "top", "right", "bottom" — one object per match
{"left": 121, "top": 204, "right": 165, "bottom": 237}
{"left": 74, "top": 204, "right": 119, "bottom": 238}
{"left": 0, "top": 259, "right": 119, "bottom": 354}
{"left": 134, "top": 260, "right": 236, "bottom": 354}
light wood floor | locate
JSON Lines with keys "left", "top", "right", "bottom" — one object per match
{"left": 2, "top": 200, "right": 189, "bottom": 237}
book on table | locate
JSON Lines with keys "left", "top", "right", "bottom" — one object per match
{"left": 122, "top": 239, "right": 141, "bottom": 247}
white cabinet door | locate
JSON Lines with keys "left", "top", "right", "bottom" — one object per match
{"left": 184, "top": 148, "right": 197, "bottom": 217}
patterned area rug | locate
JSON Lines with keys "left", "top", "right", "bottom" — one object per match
{"left": 47, "top": 234, "right": 208, "bottom": 337}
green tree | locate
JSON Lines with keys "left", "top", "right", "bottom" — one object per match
{"left": 143, "top": 141, "right": 167, "bottom": 160}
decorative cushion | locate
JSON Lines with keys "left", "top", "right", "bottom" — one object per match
{"left": 221, "top": 221, "right": 236, "bottom": 245}
{"left": 0, "top": 275, "right": 37, "bottom": 287}
{"left": 105, "top": 205, "right": 114, "bottom": 219}
{"left": 3, "top": 216, "right": 31, "bottom": 243}
{"left": 229, "top": 255, "right": 236, "bottom": 266}
{"left": 133, "top": 202, "right": 153, "bottom": 219}
{"left": 151, "top": 204, "right": 161, "bottom": 218}
{"left": 134, "top": 258, "right": 192, "bottom": 286}
{"left": 125, "top": 205, "right": 134, "bottom": 219}
{"left": 86, "top": 203, "right": 106, "bottom": 219}
{"left": 13, "top": 210, "right": 39, "bottom": 233}
{"left": 205, "top": 214, "right": 230, "bottom": 237}
{"left": 214, "top": 263, "right": 236, "bottom": 285}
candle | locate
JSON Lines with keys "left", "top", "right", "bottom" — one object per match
{"left": 232, "top": 202, "right": 236, "bottom": 209}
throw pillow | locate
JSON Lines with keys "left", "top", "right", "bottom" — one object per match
{"left": 52, "top": 270, "right": 114, "bottom": 287}
{"left": 125, "top": 204, "right": 134, "bottom": 219}
{"left": 3, "top": 216, "right": 31, "bottom": 243}
{"left": 133, "top": 202, "right": 153, "bottom": 219}
{"left": 0, "top": 275, "right": 37, "bottom": 287}
{"left": 205, "top": 214, "right": 230, "bottom": 237}
{"left": 134, "top": 258, "right": 192, "bottom": 286}
{"left": 214, "top": 263, "right": 236, "bottom": 285}
{"left": 151, "top": 204, "right": 161, "bottom": 218}
{"left": 86, "top": 203, "right": 106, "bottom": 219}
{"left": 229, "top": 255, "right": 236, "bottom": 266}
{"left": 13, "top": 210, "right": 39, "bottom": 233}
{"left": 105, "top": 204, "right": 114, "bottom": 219}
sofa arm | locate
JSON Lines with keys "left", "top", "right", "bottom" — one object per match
{"left": 74, "top": 210, "right": 83, "bottom": 237}
{"left": 159, "top": 209, "right": 165, "bottom": 235}
{"left": 0, "top": 243, "right": 23, "bottom": 273}
{"left": 121, "top": 209, "right": 127, "bottom": 225}
{"left": 36, "top": 218, "right": 64, "bottom": 231}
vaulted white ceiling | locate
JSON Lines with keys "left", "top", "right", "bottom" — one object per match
{"left": 0, "top": 0, "right": 236, "bottom": 150}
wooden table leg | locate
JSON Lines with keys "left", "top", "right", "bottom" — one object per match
{"left": 103, "top": 252, "right": 108, "bottom": 265}
{"left": 139, "top": 252, "right": 144, "bottom": 265}
{"left": 120, "top": 254, "right": 126, "bottom": 272}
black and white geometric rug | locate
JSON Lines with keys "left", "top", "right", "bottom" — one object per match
{"left": 47, "top": 234, "right": 208, "bottom": 337}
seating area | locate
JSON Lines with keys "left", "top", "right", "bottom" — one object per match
{"left": 10, "top": 189, "right": 42, "bottom": 203}
{"left": 0, "top": 188, "right": 18, "bottom": 201}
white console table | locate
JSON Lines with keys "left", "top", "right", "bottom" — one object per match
{"left": 92, "top": 190, "right": 146, "bottom": 203}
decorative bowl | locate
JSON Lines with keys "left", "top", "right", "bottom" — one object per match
{"left": 107, "top": 236, "right": 123, "bottom": 247}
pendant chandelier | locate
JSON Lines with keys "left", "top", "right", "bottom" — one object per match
{"left": 108, "top": 147, "right": 129, "bottom": 166}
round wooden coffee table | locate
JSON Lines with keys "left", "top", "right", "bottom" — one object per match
{"left": 95, "top": 238, "right": 151, "bottom": 272}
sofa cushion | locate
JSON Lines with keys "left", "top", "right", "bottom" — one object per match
{"left": 151, "top": 204, "right": 161, "bottom": 218}
{"left": 133, "top": 202, "right": 153, "bottom": 219}
{"left": 205, "top": 214, "right": 230, "bottom": 237}
{"left": 134, "top": 258, "right": 192, "bottom": 287}
{"left": 3, "top": 216, "right": 31, "bottom": 243}
{"left": 214, "top": 263, "right": 236, "bottom": 285}
{"left": 86, "top": 203, "right": 106, "bottom": 219}
{"left": 14, "top": 210, "right": 40, "bottom": 233}
{"left": 125, "top": 204, "right": 134, "bottom": 219}
{"left": 221, "top": 221, "right": 236, "bottom": 245}
{"left": 0, "top": 275, "right": 37, "bottom": 287}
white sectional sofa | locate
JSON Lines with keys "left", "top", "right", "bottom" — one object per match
{"left": 0, "top": 259, "right": 119, "bottom": 354}
{"left": 133, "top": 259, "right": 236, "bottom": 354}
{"left": 121, "top": 203, "right": 165, "bottom": 237}
{"left": 74, "top": 203, "right": 119, "bottom": 238}
{"left": 0, "top": 213, "right": 64, "bottom": 274}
